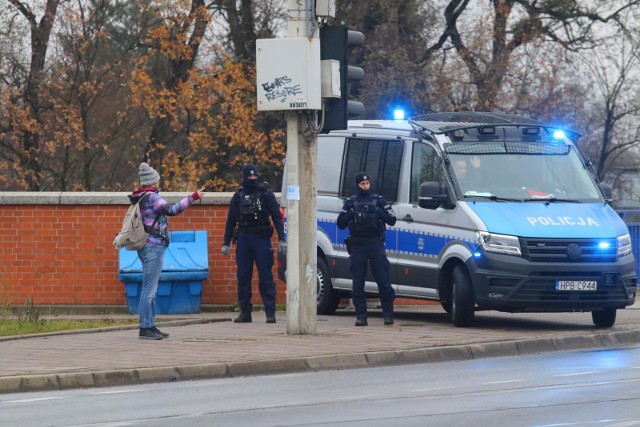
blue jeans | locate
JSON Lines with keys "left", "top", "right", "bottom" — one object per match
{"left": 235, "top": 232, "right": 276, "bottom": 315}
{"left": 137, "top": 243, "right": 167, "bottom": 328}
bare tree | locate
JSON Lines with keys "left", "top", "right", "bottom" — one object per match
{"left": 334, "top": 0, "right": 439, "bottom": 118}
{"left": 579, "top": 37, "right": 640, "bottom": 181}
{"left": 213, "top": 0, "right": 257, "bottom": 62}
{"left": 211, "top": 0, "right": 285, "bottom": 63}
{"left": 424, "top": 0, "right": 640, "bottom": 110}
{"left": 5, "top": 0, "right": 61, "bottom": 190}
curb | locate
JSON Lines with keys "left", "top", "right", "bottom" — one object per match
{"left": 2, "top": 328, "right": 639, "bottom": 394}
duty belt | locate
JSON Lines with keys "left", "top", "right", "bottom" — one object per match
{"left": 238, "top": 225, "right": 269, "bottom": 234}
{"left": 350, "top": 234, "right": 384, "bottom": 245}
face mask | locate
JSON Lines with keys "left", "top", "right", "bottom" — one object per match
{"left": 244, "top": 177, "right": 258, "bottom": 191}
{"left": 356, "top": 186, "right": 370, "bottom": 198}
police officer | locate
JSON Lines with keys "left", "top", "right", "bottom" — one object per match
{"left": 221, "top": 164, "right": 286, "bottom": 324}
{"left": 337, "top": 172, "right": 396, "bottom": 326}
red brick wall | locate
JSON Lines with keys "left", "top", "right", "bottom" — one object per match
{"left": 0, "top": 195, "right": 282, "bottom": 308}
{"left": 0, "top": 193, "right": 431, "bottom": 310}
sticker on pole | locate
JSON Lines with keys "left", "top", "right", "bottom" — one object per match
{"left": 287, "top": 186, "right": 300, "bottom": 201}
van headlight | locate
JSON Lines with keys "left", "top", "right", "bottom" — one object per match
{"left": 477, "top": 231, "right": 521, "bottom": 256}
{"left": 617, "top": 233, "right": 632, "bottom": 257}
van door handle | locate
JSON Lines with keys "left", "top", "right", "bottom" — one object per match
{"left": 402, "top": 214, "right": 413, "bottom": 222}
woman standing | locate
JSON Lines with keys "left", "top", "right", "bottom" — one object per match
{"left": 130, "top": 162, "right": 204, "bottom": 340}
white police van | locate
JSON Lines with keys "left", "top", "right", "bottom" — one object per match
{"left": 279, "top": 112, "right": 637, "bottom": 327}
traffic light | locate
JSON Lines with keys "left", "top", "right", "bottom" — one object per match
{"left": 320, "top": 26, "right": 365, "bottom": 132}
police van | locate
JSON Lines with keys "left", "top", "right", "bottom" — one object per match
{"left": 279, "top": 112, "right": 637, "bottom": 327}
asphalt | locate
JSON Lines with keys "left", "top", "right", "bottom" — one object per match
{"left": 1, "top": 303, "right": 639, "bottom": 394}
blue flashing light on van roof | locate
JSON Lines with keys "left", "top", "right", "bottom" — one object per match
{"left": 553, "top": 129, "right": 566, "bottom": 139}
{"left": 393, "top": 108, "right": 406, "bottom": 120}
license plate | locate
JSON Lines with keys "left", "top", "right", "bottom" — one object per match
{"left": 556, "top": 280, "right": 597, "bottom": 291}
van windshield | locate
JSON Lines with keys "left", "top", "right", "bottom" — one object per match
{"left": 446, "top": 141, "right": 601, "bottom": 202}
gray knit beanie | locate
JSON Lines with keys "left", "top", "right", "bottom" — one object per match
{"left": 139, "top": 162, "right": 160, "bottom": 186}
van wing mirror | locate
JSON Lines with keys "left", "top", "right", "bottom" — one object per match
{"left": 419, "top": 181, "right": 448, "bottom": 209}
{"left": 599, "top": 182, "right": 613, "bottom": 206}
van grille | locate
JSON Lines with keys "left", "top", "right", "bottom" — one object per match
{"left": 488, "top": 278, "right": 519, "bottom": 288}
{"left": 520, "top": 238, "right": 616, "bottom": 263}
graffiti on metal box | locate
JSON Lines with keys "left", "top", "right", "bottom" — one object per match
{"left": 261, "top": 76, "right": 302, "bottom": 103}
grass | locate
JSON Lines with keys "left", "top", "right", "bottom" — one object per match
{"left": 0, "top": 292, "right": 136, "bottom": 337}
{"left": 0, "top": 318, "right": 138, "bottom": 337}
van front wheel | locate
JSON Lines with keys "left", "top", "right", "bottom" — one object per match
{"left": 451, "top": 266, "right": 475, "bottom": 327}
{"left": 592, "top": 308, "right": 616, "bottom": 328}
{"left": 440, "top": 293, "right": 452, "bottom": 314}
{"left": 317, "top": 258, "right": 340, "bottom": 315}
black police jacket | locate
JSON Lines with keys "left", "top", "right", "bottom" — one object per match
{"left": 223, "top": 185, "right": 284, "bottom": 246}
{"left": 337, "top": 193, "right": 396, "bottom": 239}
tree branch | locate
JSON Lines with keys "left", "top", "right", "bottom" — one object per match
{"left": 422, "top": 0, "right": 470, "bottom": 64}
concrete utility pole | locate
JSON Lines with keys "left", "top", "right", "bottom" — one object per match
{"left": 257, "top": 1, "right": 344, "bottom": 335}
{"left": 284, "top": 0, "right": 318, "bottom": 335}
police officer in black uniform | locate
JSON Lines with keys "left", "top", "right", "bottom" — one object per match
{"left": 337, "top": 172, "right": 397, "bottom": 326}
{"left": 221, "top": 164, "right": 285, "bottom": 324}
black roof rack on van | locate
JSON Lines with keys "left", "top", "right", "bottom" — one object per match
{"left": 409, "top": 111, "right": 578, "bottom": 137}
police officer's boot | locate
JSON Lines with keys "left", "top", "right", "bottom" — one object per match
{"left": 355, "top": 317, "right": 368, "bottom": 327}
{"left": 234, "top": 311, "right": 252, "bottom": 323}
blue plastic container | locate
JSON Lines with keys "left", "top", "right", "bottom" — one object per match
{"left": 118, "top": 231, "right": 208, "bottom": 314}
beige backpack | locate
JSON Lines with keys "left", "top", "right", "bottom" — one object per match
{"left": 113, "top": 193, "right": 154, "bottom": 251}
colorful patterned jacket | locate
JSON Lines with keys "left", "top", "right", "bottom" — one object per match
{"left": 128, "top": 186, "right": 200, "bottom": 247}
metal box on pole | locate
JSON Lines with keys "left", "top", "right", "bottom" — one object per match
{"left": 256, "top": 38, "right": 321, "bottom": 111}
{"left": 315, "top": 0, "right": 336, "bottom": 18}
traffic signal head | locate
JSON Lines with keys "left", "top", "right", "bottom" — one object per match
{"left": 320, "top": 26, "right": 365, "bottom": 132}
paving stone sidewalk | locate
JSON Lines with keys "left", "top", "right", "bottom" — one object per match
{"left": 1, "top": 304, "right": 639, "bottom": 394}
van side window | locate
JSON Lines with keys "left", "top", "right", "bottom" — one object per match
{"left": 410, "top": 142, "right": 444, "bottom": 204}
{"left": 339, "top": 138, "right": 403, "bottom": 203}
{"left": 317, "top": 136, "right": 347, "bottom": 196}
